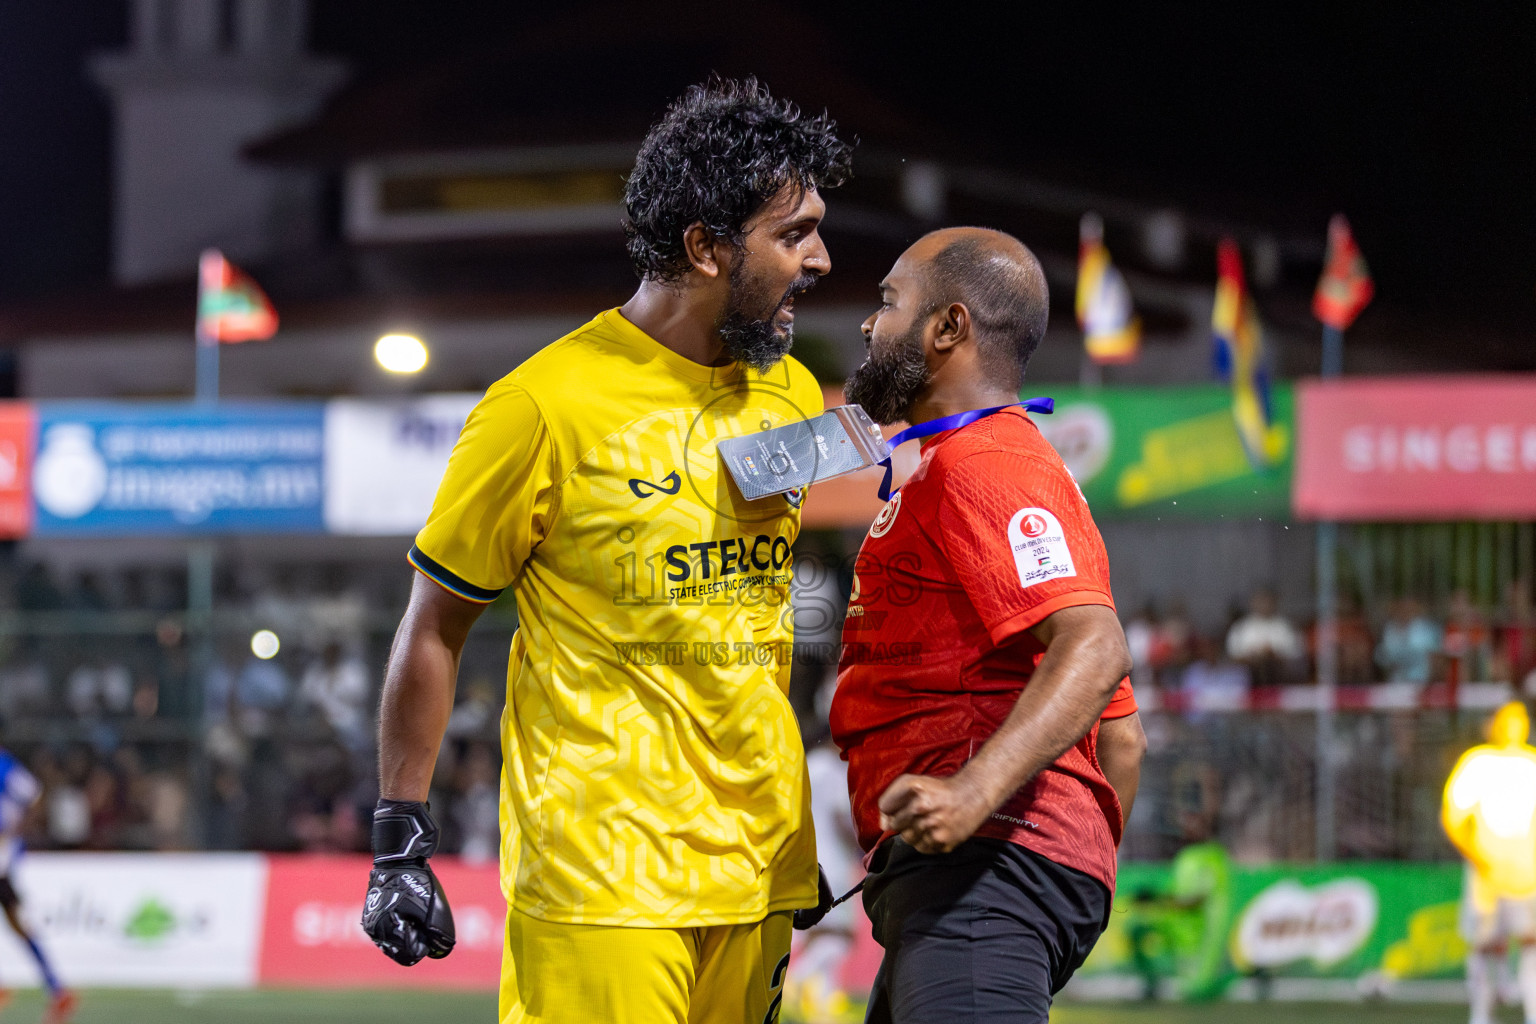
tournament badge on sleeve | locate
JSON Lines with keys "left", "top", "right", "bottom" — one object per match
{"left": 718, "top": 405, "right": 889, "bottom": 500}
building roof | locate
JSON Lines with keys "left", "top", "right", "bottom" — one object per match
{"left": 5, "top": 1, "right": 1531, "bottom": 376}
{"left": 247, "top": 1, "right": 937, "bottom": 166}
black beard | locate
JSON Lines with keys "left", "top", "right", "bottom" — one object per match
{"left": 717, "top": 265, "right": 817, "bottom": 374}
{"left": 844, "top": 320, "right": 930, "bottom": 425}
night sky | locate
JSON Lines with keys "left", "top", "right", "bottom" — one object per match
{"left": 4, "top": 3, "right": 1533, "bottom": 336}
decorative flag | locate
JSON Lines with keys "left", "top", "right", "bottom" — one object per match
{"left": 196, "top": 249, "right": 278, "bottom": 345}
{"left": 1312, "top": 214, "right": 1374, "bottom": 330}
{"left": 1075, "top": 213, "right": 1141, "bottom": 364}
{"left": 1212, "top": 238, "right": 1278, "bottom": 469}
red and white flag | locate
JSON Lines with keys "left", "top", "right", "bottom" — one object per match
{"left": 1312, "top": 215, "right": 1374, "bottom": 330}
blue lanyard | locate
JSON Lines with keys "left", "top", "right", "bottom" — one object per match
{"left": 877, "top": 397, "right": 1054, "bottom": 501}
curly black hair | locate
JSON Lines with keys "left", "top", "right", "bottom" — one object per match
{"left": 623, "top": 78, "right": 854, "bottom": 282}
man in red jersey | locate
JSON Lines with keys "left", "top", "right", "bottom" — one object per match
{"left": 833, "top": 226, "right": 1144, "bottom": 1023}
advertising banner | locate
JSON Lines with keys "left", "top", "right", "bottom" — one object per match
{"left": 1033, "top": 384, "right": 1294, "bottom": 520}
{"left": 31, "top": 403, "right": 325, "bottom": 535}
{"left": 0, "top": 402, "right": 35, "bottom": 538}
{"left": 1294, "top": 376, "right": 1536, "bottom": 521}
{"left": 0, "top": 850, "right": 1470, "bottom": 998}
{"left": 0, "top": 853, "right": 266, "bottom": 987}
{"left": 258, "top": 855, "right": 504, "bottom": 989}
{"left": 1074, "top": 846, "right": 1465, "bottom": 1000}
{"left": 323, "top": 395, "right": 479, "bottom": 536}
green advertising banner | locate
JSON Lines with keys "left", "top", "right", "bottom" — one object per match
{"left": 1080, "top": 846, "right": 1466, "bottom": 1000}
{"left": 1030, "top": 384, "right": 1294, "bottom": 520}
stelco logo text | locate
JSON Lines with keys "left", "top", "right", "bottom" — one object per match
{"left": 615, "top": 534, "right": 794, "bottom": 604}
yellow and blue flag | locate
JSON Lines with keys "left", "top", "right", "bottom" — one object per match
{"left": 1212, "top": 238, "right": 1279, "bottom": 468}
{"left": 1076, "top": 214, "right": 1141, "bottom": 364}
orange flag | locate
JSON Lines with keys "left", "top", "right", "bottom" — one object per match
{"left": 1312, "top": 215, "right": 1374, "bottom": 330}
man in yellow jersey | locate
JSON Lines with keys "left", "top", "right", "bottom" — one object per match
{"left": 1443, "top": 701, "right": 1536, "bottom": 1024}
{"left": 359, "top": 78, "right": 852, "bottom": 1024}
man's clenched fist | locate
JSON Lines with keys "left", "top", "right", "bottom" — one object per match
{"left": 877, "top": 773, "right": 993, "bottom": 855}
{"left": 361, "top": 800, "right": 456, "bottom": 966}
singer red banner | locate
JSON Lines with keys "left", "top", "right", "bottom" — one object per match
{"left": 258, "top": 855, "right": 505, "bottom": 989}
{"left": 1294, "top": 376, "right": 1536, "bottom": 520}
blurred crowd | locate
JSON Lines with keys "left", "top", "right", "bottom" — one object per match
{"left": 1123, "top": 580, "right": 1536, "bottom": 698}
{"left": 2, "top": 553, "right": 1533, "bottom": 868}
{"left": 1115, "top": 583, "right": 1536, "bottom": 864}
{"left": 0, "top": 559, "right": 510, "bottom": 861}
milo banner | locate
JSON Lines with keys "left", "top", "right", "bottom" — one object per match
{"left": 1034, "top": 384, "right": 1294, "bottom": 520}
{"left": 1074, "top": 845, "right": 1466, "bottom": 1000}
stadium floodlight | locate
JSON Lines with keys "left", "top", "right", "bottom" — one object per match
{"left": 251, "top": 629, "right": 281, "bottom": 660}
{"left": 375, "top": 333, "right": 429, "bottom": 374}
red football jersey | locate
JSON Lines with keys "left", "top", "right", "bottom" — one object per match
{"left": 830, "top": 407, "right": 1130, "bottom": 890}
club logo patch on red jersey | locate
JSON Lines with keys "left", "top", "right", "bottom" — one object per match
{"left": 869, "top": 491, "right": 901, "bottom": 538}
{"left": 1007, "top": 507, "right": 1077, "bottom": 587}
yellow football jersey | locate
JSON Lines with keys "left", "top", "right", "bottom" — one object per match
{"left": 1444, "top": 744, "right": 1536, "bottom": 900}
{"left": 411, "top": 308, "right": 823, "bottom": 927}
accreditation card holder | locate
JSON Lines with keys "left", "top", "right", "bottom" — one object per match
{"left": 717, "top": 405, "right": 889, "bottom": 500}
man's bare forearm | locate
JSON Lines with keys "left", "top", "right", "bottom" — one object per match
{"left": 1097, "top": 711, "right": 1146, "bottom": 825}
{"left": 378, "top": 573, "right": 484, "bottom": 801}
{"left": 955, "top": 607, "right": 1131, "bottom": 812}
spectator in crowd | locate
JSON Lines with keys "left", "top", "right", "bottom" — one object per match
{"left": 1155, "top": 599, "right": 1195, "bottom": 689}
{"left": 1225, "top": 588, "right": 1303, "bottom": 687}
{"left": 0, "top": 640, "right": 51, "bottom": 719}
{"left": 64, "top": 657, "right": 133, "bottom": 718}
{"left": 152, "top": 618, "right": 193, "bottom": 720}
{"left": 1334, "top": 592, "right": 1378, "bottom": 686}
{"left": 130, "top": 672, "right": 159, "bottom": 720}
{"left": 1180, "top": 635, "right": 1250, "bottom": 714}
{"left": 451, "top": 743, "right": 500, "bottom": 865}
{"left": 205, "top": 762, "right": 248, "bottom": 852}
{"left": 298, "top": 642, "right": 371, "bottom": 751}
{"left": 1495, "top": 580, "right": 1536, "bottom": 695}
{"left": 286, "top": 736, "right": 362, "bottom": 852}
{"left": 232, "top": 644, "right": 292, "bottom": 737}
{"left": 444, "top": 676, "right": 499, "bottom": 738}
{"left": 1443, "top": 590, "right": 1493, "bottom": 687}
{"left": 202, "top": 639, "right": 243, "bottom": 726}
{"left": 1376, "top": 597, "right": 1443, "bottom": 684}
{"left": 138, "top": 769, "right": 190, "bottom": 851}
{"left": 42, "top": 750, "right": 90, "bottom": 850}
{"left": 83, "top": 759, "right": 124, "bottom": 850}
{"left": 1124, "top": 602, "right": 1162, "bottom": 693}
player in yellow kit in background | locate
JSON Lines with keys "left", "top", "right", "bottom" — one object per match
{"left": 1443, "top": 701, "right": 1536, "bottom": 1024}
{"left": 357, "top": 78, "right": 852, "bottom": 1024}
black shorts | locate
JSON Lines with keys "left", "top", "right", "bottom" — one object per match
{"left": 862, "top": 837, "right": 1111, "bottom": 1024}
{"left": 0, "top": 875, "right": 16, "bottom": 911}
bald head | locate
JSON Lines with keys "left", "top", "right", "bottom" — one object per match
{"left": 906, "top": 227, "right": 1050, "bottom": 387}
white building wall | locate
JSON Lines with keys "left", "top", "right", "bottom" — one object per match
{"left": 91, "top": 0, "right": 346, "bottom": 284}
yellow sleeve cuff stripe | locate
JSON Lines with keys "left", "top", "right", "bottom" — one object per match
{"left": 407, "top": 544, "right": 504, "bottom": 604}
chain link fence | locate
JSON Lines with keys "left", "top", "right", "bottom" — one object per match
{"left": 1122, "top": 707, "right": 1479, "bottom": 864}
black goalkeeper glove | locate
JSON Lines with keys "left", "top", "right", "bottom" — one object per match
{"left": 793, "top": 865, "right": 836, "bottom": 930}
{"left": 361, "top": 799, "right": 456, "bottom": 966}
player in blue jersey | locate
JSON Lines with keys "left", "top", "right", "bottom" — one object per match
{"left": 0, "top": 747, "right": 75, "bottom": 1022}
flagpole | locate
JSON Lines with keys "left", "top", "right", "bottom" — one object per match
{"left": 1311, "top": 214, "right": 1371, "bottom": 863}
{"left": 1314, "top": 323, "right": 1343, "bottom": 862}
{"left": 191, "top": 274, "right": 217, "bottom": 845}
{"left": 195, "top": 335, "right": 219, "bottom": 405}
